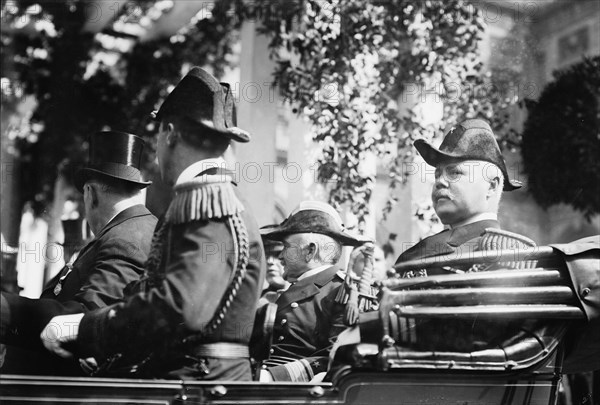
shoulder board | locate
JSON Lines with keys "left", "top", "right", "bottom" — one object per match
{"left": 166, "top": 174, "right": 244, "bottom": 224}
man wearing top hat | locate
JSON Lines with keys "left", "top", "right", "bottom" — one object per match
{"left": 395, "top": 118, "right": 530, "bottom": 277}
{"left": 258, "top": 201, "right": 366, "bottom": 382}
{"left": 0, "top": 131, "right": 157, "bottom": 376}
{"left": 40, "top": 67, "right": 266, "bottom": 381}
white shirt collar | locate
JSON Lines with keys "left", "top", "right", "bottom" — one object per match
{"left": 175, "top": 157, "right": 227, "bottom": 185}
{"left": 296, "top": 264, "right": 332, "bottom": 282}
{"left": 450, "top": 212, "right": 498, "bottom": 229}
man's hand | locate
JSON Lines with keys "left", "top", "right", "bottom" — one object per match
{"left": 79, "top": 357, "right": 99, "bottom": 375}
{"left": 40, "top": 313, "right": 84, "bottom": 358}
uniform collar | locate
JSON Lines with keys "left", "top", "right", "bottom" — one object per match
{"left": 447, "top": 218, "right": 500, "bottom": 247}
{"left": 176, "top": 157, "right": 227, "bottom": 185}
{"left": 292, "top": 264, "right": 332, "bottom": 283}
{"left": 449, "top": 212, "right": 497, "bottom": 229}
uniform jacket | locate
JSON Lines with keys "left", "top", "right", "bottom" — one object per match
{"left": 77, "top": 169, "right": 266, "bottom": 381}
{"left": 266, "top": 265, "right": 346, "bottom": 381}
{"left": 395, "top": 219, "right": 499, "bottom": 277}
{"left": 0, "top": 204, "right": 157, "bottom": 375}
{"left": 392, "top": 218, "right": 528, "bottom": 353}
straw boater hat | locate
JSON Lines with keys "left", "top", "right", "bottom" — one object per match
{"left": 151, "top": 67, "right": 250, "bottom": 143}
{"left": 74, "top": 131, "right": 152, "bottom": 192}
{"left": 261, "top": 201, "right": 367, "bottom": 246}
{"left": 414, "top": 118, "right": 521, "bottom": 191}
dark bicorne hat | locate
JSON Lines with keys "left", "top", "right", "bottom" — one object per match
{"left": 74, "top": 131, "right": 152, "bottom": 192}
{"left": 151, "top": 67, "right": 250, "bottom": 143}
{"left": 261, "top": 201, "right": 368, "bottom": 247}
{"left": 414, "top": 118, "right": 521, "bottom": 191}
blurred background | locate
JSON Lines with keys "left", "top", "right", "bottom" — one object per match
{"left": 1, "top": 0, "right": 599, "bottom": 298}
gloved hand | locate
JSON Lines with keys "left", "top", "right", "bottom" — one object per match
{"left": 40, "top": 313, "right": 84, "bottom": 358}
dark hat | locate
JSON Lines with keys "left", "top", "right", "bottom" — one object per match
{"left": 261, "top": 201, "right": 369, "bottom": 247}
{"left": 414, "top": 118, "right": 521, "bottom": 191}
{"left": 74, "top": 131, "right": 152, "bottom": 192}
{"left": 262, "top": 237, "right": 284, "bottom": 256}
{"left": 151, "top": 67, "right": 250, "bottom": 143}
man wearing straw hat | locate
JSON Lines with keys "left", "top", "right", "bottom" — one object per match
{"left": 40, "top": 67, "right": 266, "bottom": 381}
{"left": 258, "top": 201, "right": 366, "bottom": 382}
{"left": 1, "top": 131, "right": 157, "bottom": 375}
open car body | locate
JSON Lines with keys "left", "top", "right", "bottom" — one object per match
{"left": 1, "top": 237, "right": 598, "bottom": 404}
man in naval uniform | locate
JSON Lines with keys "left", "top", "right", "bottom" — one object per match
{"left": 40, "top": 67, "right": 265, "bottom": 381}
{"left": 259, "top": 201, "right": 365, "bottom": 382}
{"left": 395, "top": 118, "right": 528, "bottom": 277}
{"left": 0, "top": 131, "right": 157, "bottom": 375}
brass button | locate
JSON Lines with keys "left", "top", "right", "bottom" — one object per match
{"left": 582, "top": 287, "right": 591, "bottom": 297}
{"left": 269, "top": 348, "right": 274, "bottom": 354}
{"left": 281, "top": 319, "right": 287, "bottom": 325}
{"left": 278, "top": 336, "right": 284, "bottom": 341}
{"left": 291, "top": 302, "right": 298, "bottom": 308}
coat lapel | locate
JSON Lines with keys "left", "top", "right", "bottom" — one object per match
{"left": 276, "top": 266, "right": 338, "bottom": 310}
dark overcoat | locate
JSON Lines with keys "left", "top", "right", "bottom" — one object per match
{"left": 0, "top": 204, "right": 157, "bottom": 375}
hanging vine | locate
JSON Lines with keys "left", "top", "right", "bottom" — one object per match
{"left": 246, "top": 0, "right": 516, "bottom": 227}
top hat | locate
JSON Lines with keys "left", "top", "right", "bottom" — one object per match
{"left": 151, "top": 67, "right": 250, "bottom": 143}
{"left": 261, "top": 201, "right": 369, "bottom": 247}
{"left": 74, "top": 131, "right": 152, "bottom": 192}
{"left": 414, "top": 118, "right": 521, "bottom": 191}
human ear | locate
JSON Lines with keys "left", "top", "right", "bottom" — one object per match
{"left": 487, "top": 176, "right": 500, "bottom": 198}
{"left": 88, "top": 184, "right": 99, "bottom": 208}
{"left": 165, "top": 123, "right": 178, "bottom": 147}
{"left": 306, "top": 242, "right": 317, "bottom": 262}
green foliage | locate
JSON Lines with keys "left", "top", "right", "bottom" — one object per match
{"left": 247, "top": 0, "right": 514, "bottom": 228}
{"left": 521, "top": 56, "right": 600, "bottom": 220}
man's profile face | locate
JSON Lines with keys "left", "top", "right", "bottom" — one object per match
{"left": 432, "top": 160, "right": 490, "bottom": 226}
{"left": 265, "top": 253, "right": 285, "bottom": 289}
{"left": 279, "top": 234, "right": 309, "bottom": 280}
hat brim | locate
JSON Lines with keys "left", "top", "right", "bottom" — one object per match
{"left": 260, "top": 225, "right": 369, "bottom": 247}
{"left": 75, "top": 167, "right": 152, "bottom": 193}
{"left": 414, "top": 139, "right": 521, "bottom": 191}
{"left": 151, "top": 111, "right": 250, "bottom": 143}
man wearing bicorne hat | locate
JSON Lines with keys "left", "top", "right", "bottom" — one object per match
{"left": 258, "top": 201, "right": 367, "bottom": 382}
{"left": 395, "top": 118, "right": 535, "bottom": 277}
{"left": 40, "top": 67, "right": 266, "bottom": 381}
{"left": 1, "top": 131, "right": 157, "bottom": 376}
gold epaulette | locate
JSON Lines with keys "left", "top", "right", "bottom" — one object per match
{"left": 166, "top": 174, "right": 245, "bottom": 224}
{"left": 470, "top": 228, "right": 537, "bottom": 271}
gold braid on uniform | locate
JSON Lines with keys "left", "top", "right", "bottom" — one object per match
{"left": 165, "top": 173, "right": 250, "bottom": 339}
{"left": 183, "top": 212, "right": 249, "bottom": 342}
{"left": 468, "top": 228, "right": 537, "bottom": 272}
{"left": 166, "top": 174, "right": 244, "bottom": 224}
{"left": 176, "top": 175, "right": 250, "bottom": 343}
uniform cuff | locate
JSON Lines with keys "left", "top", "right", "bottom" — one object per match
{"left": 77, "top": 305, "right": 114, "bottom": 358}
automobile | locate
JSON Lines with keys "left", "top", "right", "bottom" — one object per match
{"left": 1, "top": 237, "right": 598, "bottom": 405}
